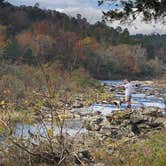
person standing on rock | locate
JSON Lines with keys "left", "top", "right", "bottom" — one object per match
{"left": 124, "top": 79, "right": 133, "bottom": 109}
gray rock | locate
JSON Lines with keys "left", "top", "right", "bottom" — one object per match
{"left": 99, "top": 126, "right": 113, "bottom": 135}
{"left": 73, "top": 101, "right": 84, "bottom": 108}
{"left": 150, "top": 118, "right": 166, "bottom": 127}
{"left": 143, "top": 108, "right": 165, "bottom": 117}
{"left": 84, "top": 117, "right": 103, "bottom": 131}
{"left": 130, "top": 111, "right": 148, "bottom": 124}
{"left": 95, "top": 117, "right": 104, "bottom": 125}
{"left": 163, "top": 121, "right": 166, "bottom": 128}
{"left": 137, "top": 123, "right": 150, "bottom": 129}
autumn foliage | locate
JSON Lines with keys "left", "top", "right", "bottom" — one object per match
{"left": 0, "top": 0, "right": 165, "bottom": 79}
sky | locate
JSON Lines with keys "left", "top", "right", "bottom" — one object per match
{"left": 7, "top": 0, "right": 166, "bottom": 34}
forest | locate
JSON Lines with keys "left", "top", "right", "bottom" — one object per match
{"left": 0, "top": 0, "right": 165, "bottom": 79}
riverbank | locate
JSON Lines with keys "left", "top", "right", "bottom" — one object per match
{"left": 0, "top": 106, "right": 166, "bottom": 165}
{"left": 77, "top": 107, "right": 166, "bottom": 165}
{"left": 0, "top": 79, "right": 165, "bottom": 165}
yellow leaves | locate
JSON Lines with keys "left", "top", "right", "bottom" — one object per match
{"left": 0, "top": 25, "right": 7, "bottom": 49}
{"left": 80, "top": 37, "right": 99, "bottom": 50}
{"left": 44, "top": 63, "right": 49, "bottom": 68}
{"left": 0, "top": 100, "right": 6, "bottom": 109}
{"left": 81, "top": 161, "right": 86, "bottom": 166}
{"left": 16, "top": 31, "right": 33, "bottom": 48}
{"left": 0, "top": 100, "right": 5, "bottom": 105}
{"left": 109, "top": 140, "right": 119, "bottom": 148}
{"left": 110, "top": 111, "right": 126, "bottom": 123}
{"left": 24, "top": 100, "right": 29, "bottom": 105}
{"left": 98, "top": 93, "right": 114, "bottom": 102}
{"left": 58, "top": 114, "right": 68, "bottom": 121}
{"left": 16, "top": 136, "right": 24, "bottom": 143}
{"left": 83, "top": 100, "right": 92, "bottom": 107}
{"left": 81, "top": 37, "right": 94, "bottom": 45}
{"left": 0, "top": 25, "right": 6, "bottom": 33}
{"left": 27, "top": 116, "right": 35, "bottom": 125}
{"left": 48, "top": 128, "right": 54, "bottom": 137}
{"left": 0, "top": 123, "right": 5, "bottom": 133}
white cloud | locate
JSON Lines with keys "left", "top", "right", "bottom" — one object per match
{"left": 107, "top": 14, "right": 166, "bottom": 35}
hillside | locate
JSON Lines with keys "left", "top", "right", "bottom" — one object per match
{"left": 0, "top": 0, "right": 166, "bottom": 79}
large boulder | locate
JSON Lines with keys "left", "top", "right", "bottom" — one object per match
{"left": 130, "top": 111, "right": 148, "bottom": 124}
{"left": 84, "top": 116, "right": 104, "bottom": 131}
{"left": 143, "top": 107, "right": 166, "bottom": 117}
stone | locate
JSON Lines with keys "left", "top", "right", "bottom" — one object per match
{"left": 143, "top": 108, "right": 165, "bottom": 117}
{"left": 95, "top": 117, "right": 104, "bottom": 125}
{"left": 99, "top": 126, "right": 113, "bottom": 135}
{"left": 84, "top": 117, "right": 103, "bottom": 131}
{"left": 163, "top": 121, "right": 166, "bottom": 128}
{"left": 130, "top": 111, "right": 147, "bottom": 124}
{"left": 150, "top": 118, "right": 166, "bottom": 128}
{"left": 76, "top": 150, "right": 93, "bottom": 164}
{"left": 137, "top": 123, "right": 150, "bottom": 130}
{"left": 73, "top": 101, "right": 84, "bottom": 108}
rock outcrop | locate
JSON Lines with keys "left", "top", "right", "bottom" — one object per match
{"left": 83, "top": 107, "right": 166, "bottom": 144}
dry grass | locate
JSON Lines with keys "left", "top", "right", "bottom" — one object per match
{"left": 92, "top": 129, "right": 166, "bottom": 166}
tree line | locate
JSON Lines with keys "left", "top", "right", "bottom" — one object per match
{"left": 0, "top": 0, "right": 165, "bottom": 79}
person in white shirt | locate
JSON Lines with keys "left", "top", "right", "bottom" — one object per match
{"left": 124, "top": 79, "right": 133, "bottom": 109}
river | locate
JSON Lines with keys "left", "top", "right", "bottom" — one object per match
{"left": 1, "top": 80, "right": 166, "bottom": 139}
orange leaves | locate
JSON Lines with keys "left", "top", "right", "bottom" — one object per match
{"left": 16, "top": 31, "right": 33, "bottom": 49}
{"left": 33, "top": 21, "right": 50, "bottom": 35}
{"left": 0, "top": 25, "right": 8, "bottom": 49}
{"left": 16, "top": 30, "right": 54, "bottom": 60}
{"left": 56, "top": 32, "right": 78, "bottom": 48}
{"left": 80, "top": 37, "right": 100, "bottom": 51}
{"left": 55, "top": 32, "right": 79, "bottom": 56}
{"left": 107, "top": 44, "right": 144, "bottom": 73}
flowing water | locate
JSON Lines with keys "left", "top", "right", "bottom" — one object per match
{"left": 14, "top": 119, "right": 86, "bottom": 138}
{"left": 91, "top": 80, "right": 165, "bottom": 115}
{"left": 1, "top": 80, "right": 165, "bottom": 139}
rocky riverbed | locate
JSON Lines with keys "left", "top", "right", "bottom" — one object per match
{"left": 14, "top": 80, "right": 165, "bottom": 137}
{"left": 74, "top": 107, "right": 166, "bottom": 165}
{"left": 0, "top": 80, "right": 165, "bottom": 165}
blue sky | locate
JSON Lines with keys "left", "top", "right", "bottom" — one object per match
{"left": 7, "top": 0, "right": 166, "bottom": 34}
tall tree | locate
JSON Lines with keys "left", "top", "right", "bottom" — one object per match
{"left": 0, "top": 25, "right": 7, "bottom": 59}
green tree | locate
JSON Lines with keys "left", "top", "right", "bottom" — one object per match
{"left": 5, "top": 39, "right": 20, "bottom": 62}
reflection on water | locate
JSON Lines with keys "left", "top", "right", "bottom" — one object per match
{"left": 15, "top": 120, "right": 86, "bottom": 138}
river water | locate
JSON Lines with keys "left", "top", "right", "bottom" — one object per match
{"left": 1, "top": 80, "right": 166, "bottom": 139}
{"left": 91, "top": 80, "right": 165, "bottom": 115}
